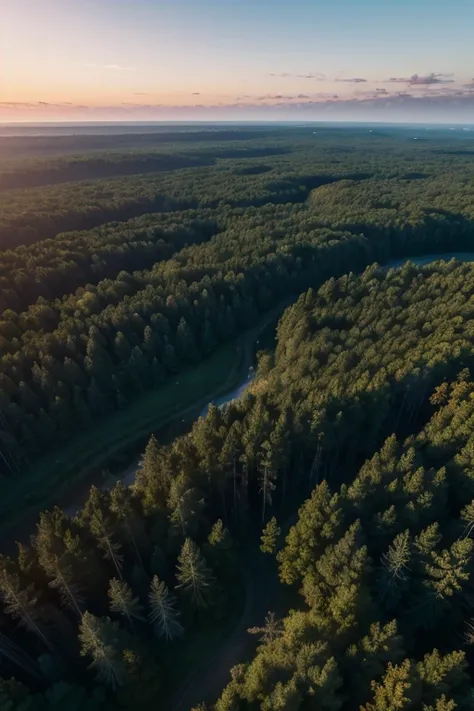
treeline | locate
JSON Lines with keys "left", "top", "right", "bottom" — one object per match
{"left": 0, "top": 152, "right": 215, "bottom": 191}
{"left": 0, "top": 143, "right": 291, "bottom": 192}
{"left": 0, "top": 126, "right": 285, "bottom": 162}
{"left": 3, "top": 128, "right": 474, "bottom": 251}
{"left": 0, "top": 210, "right": 220, "bottom": 311}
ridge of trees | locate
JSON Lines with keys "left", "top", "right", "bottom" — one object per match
{"left": 3, "top": 186, "right": 474, "bottom": 481}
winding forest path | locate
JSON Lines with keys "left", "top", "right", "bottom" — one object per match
{"left": 169, "top": 553, "right": 283, "bottom": 711}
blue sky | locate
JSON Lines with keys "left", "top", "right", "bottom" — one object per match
{"left": 3, "top": 0, "right": 474, "bottom": 122}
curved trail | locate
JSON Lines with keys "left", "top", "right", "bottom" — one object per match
{"left": 169, "top": 554, "right": 283, "bottom": 711}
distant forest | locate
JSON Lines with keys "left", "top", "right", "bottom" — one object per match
{"left": 2, "top": 125, "right": 474, "bottom": 710}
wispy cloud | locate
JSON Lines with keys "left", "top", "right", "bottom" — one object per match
{"left": 256, "top": 94, "right": 314, "bottom": 101}
{"left": 296, "top": 73, "right": 326, "bottom": 80}
{"left": 74, "top": 62, "right": 135, "bottom": 71}
{"left": 0, "top": 102, "right": 38, "bottom": 109}
{"left": 267, "top": 72, "right": 326, "bottom": 80}
{"left": 336, "top": 77, "right": 367, "bottom": 84}
{"left": 388, "top": 73, "right": 455, "bottom": 86}
{"left": 4, "top": 85, "right": 474, "bottom": 122}
{"left": 192, "top": 92, "right": 201, "bottom": 95}
{"left": 0, "top": 101, "right": 90, "bottom": 110}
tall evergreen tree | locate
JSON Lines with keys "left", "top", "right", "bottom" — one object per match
{"left": 108, "top": 578, "right": 145, "bottom": 629}
{"left": 260, "top": 517, "right": 280, "bottom": 555}
{"left": 79, "top": 611, "right": 126, "bottom": 690}
{"left": 0, "top": 558, "right": 53, "bottom": 651}
{"left": 176, "top": 539, "right": 215, "bottom": 609}
{"left": 148, "top": 576, "right": 184, "bottom": 641}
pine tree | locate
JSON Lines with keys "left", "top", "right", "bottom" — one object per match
{"left": 278, "top": 481, "right": 344, "bottom": 585}
{"left": 207, "top": 519, "right": 232, "bottom": 550}
{"left": 110, "top": 481, "right": 149, "bottom": 566}
{"left": 114, "top": 331, "right": 132, "bottom": 361}
{"left": 80, "top": 487, "right": 124, "bottom": 580}
{"left": 47, "top": 552, "right": 84, "bottom": 618}
{"left": 176, "top": 539, "right": 215, "bottom": 609}
{"left": 79, "top": 611, "right": 126, "bottom": 690}
{"left": 260, "top": 517, "right": 280, "bottom": 555}
{"left": 108, "top": 578, "right": 145, "bottom": 629}
{"left": 134, "top": 434, "right": 171, "bottom": 514}
{"left": 258, "top": 438, "right": 278, "bottom": 523}
{"left": 126, "top": 345, "right": 149, "bottom": 391}
{"left": 205, "top": 519, "right": 233, "bottom": 576}
{"left": 34, "top": 510, "right": 86, "bottom": 617}
{"left": 168, "top": 477, "right": 205, "bottom": 540}
{"left": 148, "top": 576, "right": 184, "bottom": 641}
{"left": 417, "top": 649, "right": 471, "bottom": 707}
{"left": 377, "top": 530, "right": 412, "bottom": 611}
{"left": 459, "top": 499, "right": 474, "bottom": 538}
{"left": 220, "top": 420, "right": 242, "bottom": 520}
{"left": 422, "top": 697, "right": 457, "bottom": 711}
{"left": 175, "top": 317, "right": 200, "bottom": 363}
{"left": 110, "top": 481, "right": 147, "bottom": 569}
{"left": 0, "top": 557, "right": 53, "bottom": 651}
{"left": 345, "top": 620, "right": 405, "bottom": 706}
{"left": 248, "top": 611, "right": 283, "bottom": 645}
{"left": 360, "top": 659, "right": 418, "bottom": 710}
{"left": 415, "top": 537, "right": 473, "bottom": 630}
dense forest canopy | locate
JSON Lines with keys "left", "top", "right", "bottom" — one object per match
{"left": 2, "top": 124, "right": 474, "bottom": 710}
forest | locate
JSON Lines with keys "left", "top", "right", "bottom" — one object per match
{"left": 2, "top": 124, "right": 474, "bottom": 709}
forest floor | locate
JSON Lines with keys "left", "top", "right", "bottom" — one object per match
{"left": 168, "top": 549, "right": 290, "bottom": 711}
{"left": 168, "top": 514, "right": 299, "bottom": 711}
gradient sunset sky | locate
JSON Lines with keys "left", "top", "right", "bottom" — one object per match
{"left": 3, "top": 0, "right": 474, "bottom": 123}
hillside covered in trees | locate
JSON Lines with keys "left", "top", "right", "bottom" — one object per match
{"left": 2, "top": 125, "right": 474, "bottom": 709}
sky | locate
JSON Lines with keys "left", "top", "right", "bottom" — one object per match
{"left": 2, "top": 0, "right": 474, "bottom": 124}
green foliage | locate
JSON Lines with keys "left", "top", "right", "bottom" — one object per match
{"left": 5, "top": 127, "right": 474, "bottom": 710}
{"left": 278, "top": 482, "right": 343, "bottom": 585}
{"left": 108, "top": 578, "right": 145, "bottom": 627}
{"left": 176, "top": 538, "right": 215, "bottom": 609}
{"left": 260, "top": 517, "right": 280, "bottom": 555}
{"left": 78, "top": 611, "right": 126, "bottom": 690}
